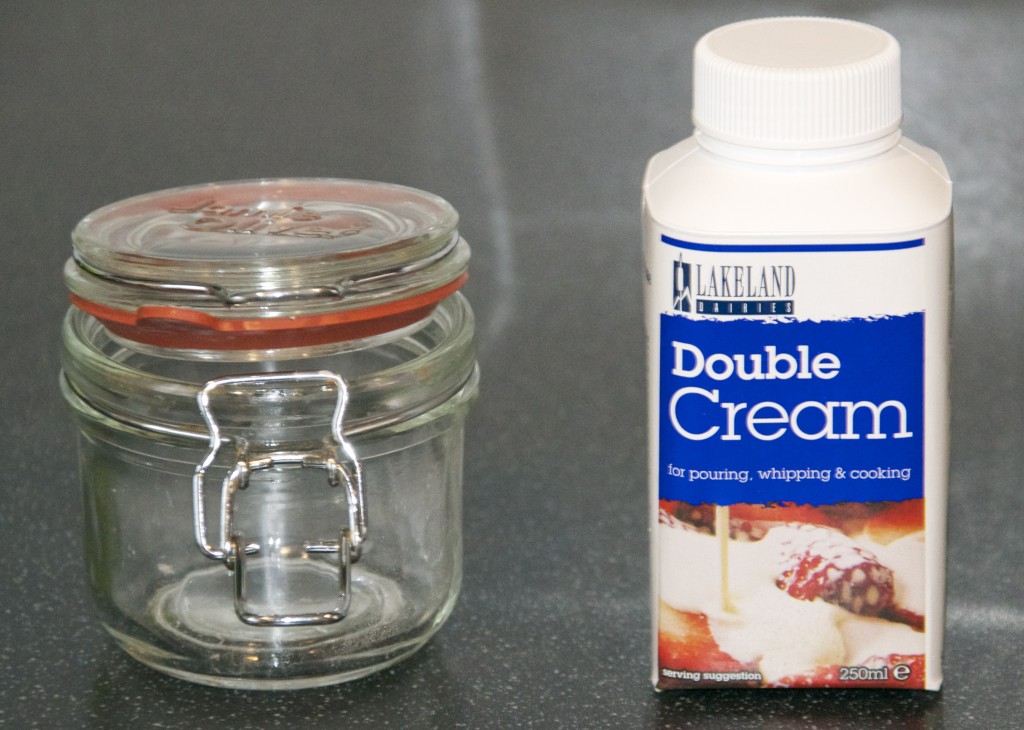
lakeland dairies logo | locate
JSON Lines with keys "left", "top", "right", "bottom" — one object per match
{"left": 672, "top": 257, "right": 693, "bottom": 313}
{"left": 673, "top": 254, "right": 795, "bottom": 316}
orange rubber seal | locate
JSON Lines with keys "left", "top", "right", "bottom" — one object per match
{"left": 71, "top": 273, "right": 468, "bottom": 350}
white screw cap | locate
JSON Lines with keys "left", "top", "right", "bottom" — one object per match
{"left": 693, "top": 17, "right": 902, "bottom": 149}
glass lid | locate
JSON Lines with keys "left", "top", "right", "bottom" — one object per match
{"left": 64, "top": 179, "right": 470, "bottom": 348}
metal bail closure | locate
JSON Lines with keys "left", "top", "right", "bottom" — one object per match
{"left": 191, "top": 371, "right": 367, "bottom": 627}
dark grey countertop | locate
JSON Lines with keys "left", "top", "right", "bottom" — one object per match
{"left": 2, "top": 2, "right": 1022, "bottom": 728}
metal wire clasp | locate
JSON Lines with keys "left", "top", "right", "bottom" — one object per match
{"left": 191, "top": 371, "right": 366, "bottom": 627}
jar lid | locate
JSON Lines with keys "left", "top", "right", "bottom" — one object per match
{"left": 65, "top": 179, "right": 469, "bottom": 348}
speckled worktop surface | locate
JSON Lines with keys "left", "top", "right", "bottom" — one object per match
{"left": 2, "top": 2, "right": 1022, "bottom": 728}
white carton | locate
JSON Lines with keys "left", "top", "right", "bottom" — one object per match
{"left": 643, "top": 18, "right": 952, "bottom": 690}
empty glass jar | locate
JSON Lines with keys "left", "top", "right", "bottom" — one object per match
{"left": 60, "top": 179, "right": 478, "bottom": 689}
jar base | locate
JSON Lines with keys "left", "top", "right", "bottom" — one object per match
{"left": 100, "top": 561, "right": 454, "bottom": 688}
{"left": 110, "top": 624, "right": 433, "bottom": 689}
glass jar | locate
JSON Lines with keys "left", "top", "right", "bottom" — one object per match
{"left": 60, "top": 179, "right": 478, "bottom": 689}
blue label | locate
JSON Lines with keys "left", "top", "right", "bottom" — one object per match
{"left": 658, "top": 314, "right": 924, "bottom": 505}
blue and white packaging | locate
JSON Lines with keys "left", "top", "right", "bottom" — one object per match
{"left": 644, "top": 17, "right": 952, "bottom": 690}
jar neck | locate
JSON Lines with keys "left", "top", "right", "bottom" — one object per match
{"left": 694, "top": 129, "right": 903, "bottom": 166}
{"left": 61, "top": 293, "right": 477, "bottom": 442}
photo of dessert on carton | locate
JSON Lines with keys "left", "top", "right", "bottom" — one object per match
{"left": 657, "top": 499, "right": 926, "bottom": 688}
